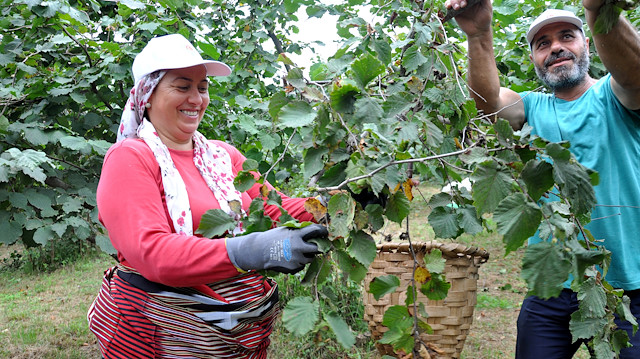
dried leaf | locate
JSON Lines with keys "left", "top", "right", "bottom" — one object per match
{"left": 304, "top": 197, "right": 327, "bottom": 222}
{"left": 414, "top": 266, "right": 431, "bottom": 284}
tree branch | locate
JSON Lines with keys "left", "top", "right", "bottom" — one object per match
{"left": 316, "top": 146, "right": 481, "bottom": 192}
{"left": 265, "top": 22, "right": 291, "bottom": 73}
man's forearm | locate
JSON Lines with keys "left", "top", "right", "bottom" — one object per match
{"left": 586, "top": 9, "right": 640, "bottom": 90}
{"left": 467, "top": 30, "right": 502, "bottom": 113}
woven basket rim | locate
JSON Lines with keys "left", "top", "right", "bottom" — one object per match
{"left": 376, "top": 240, "right": 489, "bottom": 263}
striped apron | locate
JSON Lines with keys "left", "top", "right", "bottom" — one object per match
{"left": 87, "top": 265, "right": 279, "bottom": 358}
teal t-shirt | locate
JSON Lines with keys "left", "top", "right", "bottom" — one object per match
{"left": 520, "top": 74, "right": 640, "bottom": 290}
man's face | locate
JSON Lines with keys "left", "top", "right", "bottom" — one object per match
{"left": 529, "top": 22, "right": 590, "bottom": 92}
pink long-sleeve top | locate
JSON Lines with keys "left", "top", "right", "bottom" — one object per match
{"left": 96, "top": 138, "right": 313, "bottom": 288}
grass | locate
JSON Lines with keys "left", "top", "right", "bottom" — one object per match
{"left": 0, "top": 184, "right": 592, "bottom": 358}
{"left": 0, "top": 249, "right": 115, "bottom": 359}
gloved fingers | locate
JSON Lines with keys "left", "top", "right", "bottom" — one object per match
{"left": 298, "top": 223, "right": 329, "bottom": 240}
{"left": 291, "top": 235, "right": 320, "bottom": 254}
{"left": 269, "top": 265, "right": 305, "bottom": 275}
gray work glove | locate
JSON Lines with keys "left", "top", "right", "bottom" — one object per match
{"left": 226, "top": 224, "right": 327, "bottom": 274}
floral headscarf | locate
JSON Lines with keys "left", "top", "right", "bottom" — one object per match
{"left": 118, "top": 71, "right": 243, "bottom": 236}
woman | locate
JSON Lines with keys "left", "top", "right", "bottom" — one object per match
{"left": 87, "top": 34, "right": 327, "bottom": 359}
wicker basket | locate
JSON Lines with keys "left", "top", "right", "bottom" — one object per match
{"left": 363, "top": 241, "right": 490, "bottom": 358}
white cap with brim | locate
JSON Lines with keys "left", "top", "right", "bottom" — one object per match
{"left": 132, "top": 34, "right": 231, "bottom": 83}
{"left": 526, "top": 9, "right": 584, "bottom": 47}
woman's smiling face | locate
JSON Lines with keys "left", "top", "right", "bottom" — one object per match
{"left": 147, "top": 65, "right": 210, "bottom": 150}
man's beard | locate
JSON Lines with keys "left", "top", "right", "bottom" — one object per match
{"left": 535, "top": 45, "right": 590, "bottom": 92}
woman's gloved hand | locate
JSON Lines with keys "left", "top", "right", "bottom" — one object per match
{"left": 225, "top": 224, "right": 327, "bottom": 274}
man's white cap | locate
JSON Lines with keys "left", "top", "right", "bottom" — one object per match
{"left": 526, "top": 9, "right": 584, "bottom": 46}
{"left": 132, "top": 34, "right": 231, "bottom": 83}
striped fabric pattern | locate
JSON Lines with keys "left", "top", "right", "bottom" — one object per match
{"left": 87, "top": 266, "right": 279, "bottom": 358}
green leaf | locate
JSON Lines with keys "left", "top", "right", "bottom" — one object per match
{"left": 60, "top": 136, "right": 92, "bottom": 154}
{"left": 354, "top": 97, "right": 384, "bottom": 122}
{"left": 303, "top": 147, "right": 328, "bottom": 179}
{"left": 547, "top": 143, "right": 596, "bottom": 216}
{"left": 24, "top": 127, "right": 49, "bottom": 146}
{"left": 381, "top": 305, "right": 412, "bottom": 328}
{"left": 0, "top": 221, "right": 22, "bottom": 245}
{"left": 457, "top": 206, "right": 483, "bottom": 235}
{"left": 373, "top": 37, "right": 392, "bottom": 65}
{"left": 195, "top": 209, "right": 236, "bottom": 238}
{"left": 423, "top": 249, "right": 446, "bottom": 274}
{"left": 522, "top": 242, "right": 571, "bottom": 299}
{"left": 576, "top": 277, "right": 607, "bottom": 318}
{"left": 283, "top": 0, "right": 300, "bottom": 14}
{"left": 520, "top": 159, "right": 554, "bottom": 201}
{"left": 566, "top": 239, "right": 609, "bottom": 284}
{"left": 368, "top": 274, "right": 400, "bottom": 300}
{"left": 428, "top": 206, "right": 460, "bottom": 239}
{"left": 309, "top": 63, "right": 331, "bottom": 81}
{"left": 286, "top": 68, "right": 306, "bottom": 89}
{"left": 330, "top": 82, "right": 360, "bottom": 113}
{"left": 385, "top": 190, "right": 410, "bottom": 224}
{"left": 471, "top": 161, "right": 514, "bottom": 214}
{"left": 382, "top": 92, "right": 414, "bottom": 118}
{"left": 402, "top": 45, "right": 428, "bottom": 72}
{"left": 282, "top": 297, "right": 319, "bottom": 336}
{"left": 594, "top": 3, "right": 624, "bottom": 34}
{"left": 328, "top": 193, "right": 355, "bottom": 239}
{"left": 324, "top": 312, "right": 355, "bottom": 349}
{"left": 268, "top": 92, "right": 289, "bottom": 120}
{"left": 245, "top": 210, "right": 275, "bottom": 234}
{"left": 459, "top": 147, "right": 491, "bottom": 165}
{"left": 616, "top": 295, "right": 639, "bottom": 335}
{"left": 277, "top": 101, "right": 317, "bottom": 129}
{"left": 420, "top": 273, "right": 450, "bottom": 300}
{"left": 242, "top": 158, "right": 259, "bottom": 171}
{"left": 378, "top": 326, "right": 414, "bottom": 353}
{"left": 301, "top": 256, "right": 331, "bottom": 286}
{"left": 494, "top": 193, "right": 542, "bottom": 254}
{"left": 95, "top": 235, "right": 117, "bottom": 255}
{"left": 197, "top": 41, "right": 221, "bottom": 60}
{"left": 569, "top": 309, "right": 608, "bottom": 342}
{"left": 0, "top": 115, "right": 9, "bottom": 133}
{"left": 1, "top": 148, "right": 51, "bottom": 183}
{"left": 33, "top": 226, "right": 55, "bottom": 246}
{"left": 70, "top": 91, "right": 87, "bottom": 104}
{"left": 365, "top": 203, "right": 385, "bottom": 232}
{"left": 351, "top": 53, "right": 385, "bottom": 89}
{"left": 336, "top": 249, "right": 368, "bottom": 282}
{"left": 119, "top": 0, "right": 146, "bottom": 9}
{"left": 317, "top": 162, "right": 347, "bottom": 187}
{"left": 493, "top": 0, "right": 519, "bottom": 15}
{"left": 592, "top": 338, "right": 617, "bottom": 359}
{"left": 51, "top": 222, "right": 68, "bottom": 237}
{"left": 494, "top": 119, "right": 514, "bottom": 147}
{"left": 25, "top": 189, "right": 53, "bottom": 213}
{"left": 233, "top": 171, "right": 256, "bottom": 192}
{"left": 611, "top": 329, "right": 633, "bottom": 354}
{"left": 347, "top": 230, "right": 377, "bottom": 267}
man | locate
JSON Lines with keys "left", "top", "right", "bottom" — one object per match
{"left": 444, "top": 0, "right": 640, "bottom": 358}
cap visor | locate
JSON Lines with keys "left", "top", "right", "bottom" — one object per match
{"left": 204, "top": 61, "right": 231, "bottom": 76}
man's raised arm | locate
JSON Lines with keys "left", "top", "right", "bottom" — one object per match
{"left": 445, "top": 0, "right": 525, "bottom": 129}
{"left": 584, "top": 0, "right": 640, "bottom": 110}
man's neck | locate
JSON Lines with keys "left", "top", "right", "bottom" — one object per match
{"left": 553, "top": 76, "right": 597, "bottom": 101}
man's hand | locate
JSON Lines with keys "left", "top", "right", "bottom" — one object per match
{"left": 444, "top": 0, "right": 493, "bottom": 37}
